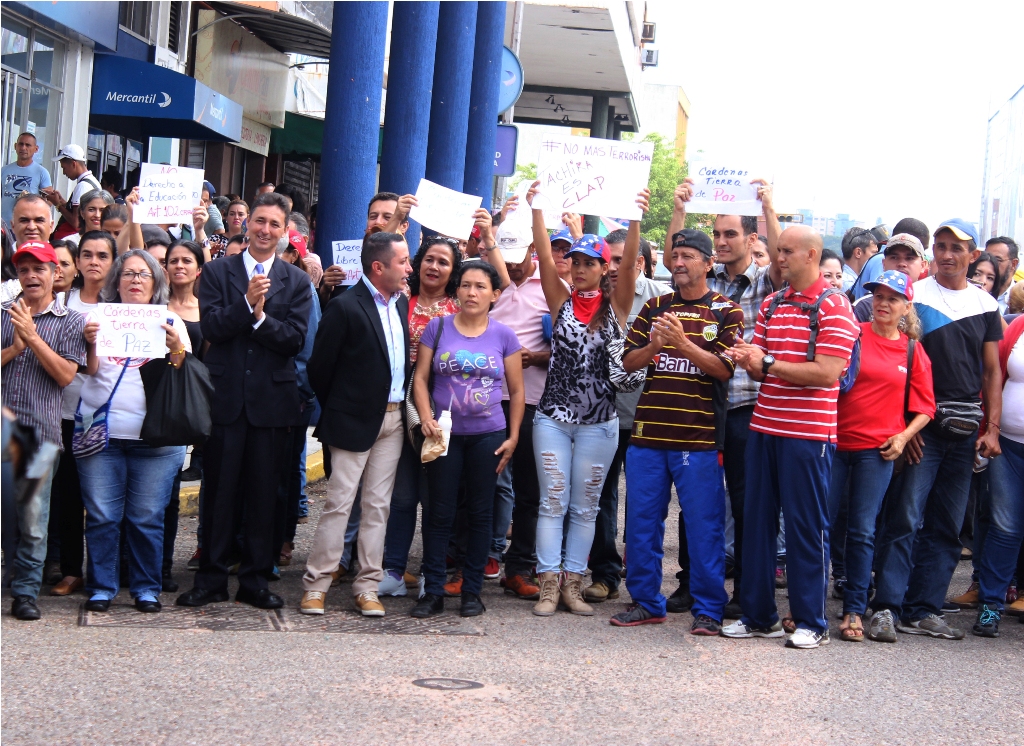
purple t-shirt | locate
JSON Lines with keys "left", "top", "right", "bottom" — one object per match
{"left": 420, "top": 315, "right": 521, "bottom": 435}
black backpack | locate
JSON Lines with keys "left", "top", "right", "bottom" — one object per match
{"left": 762, "top": 287, "right": 861, "bottom": 392}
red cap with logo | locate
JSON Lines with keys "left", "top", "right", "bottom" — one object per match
{"left": 287, "top": 230, "right": 308, "bottom": 257}
{"left": 12, "top": 241, "right": 59, "bottom": 265}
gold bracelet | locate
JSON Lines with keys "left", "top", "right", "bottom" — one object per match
{"left": 169, "top": 347, "right": 186, "bottom": 356}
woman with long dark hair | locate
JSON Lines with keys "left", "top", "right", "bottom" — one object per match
{"left": 375, "top": 236, "right": 462, "bottom": 598}
{"left": 526, "top": 181, "right": 649, "bottom": 617}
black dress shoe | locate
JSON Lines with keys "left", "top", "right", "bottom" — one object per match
{"left": 162, "top": 567, "right": 179, "bottom": 593}
{"left": 235, "top": 587, "right": 284, "bottom": 609}
{"left": 176, "top": 587, "right": 229, "bottom": 607}
{"left": 666, "top": 585, "right": 694, "bottom": 614}
{"left": 460, "top": 592, "right": 486, "bottom": 617}
{"left": 135, "top": 598, "right": 162, "bottom": 613}
{"left": 410, "top": 592, "right": 444, "bottom": 618}
{"left": 84, "top": 598, "right": 110, "bottom": 612}
{"left": 11, "top": 595, "right": 41, "bottom": 620}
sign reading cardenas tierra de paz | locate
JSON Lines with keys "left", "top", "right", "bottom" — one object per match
{"left": 536, "top": 134, "right": 653, "bottom": 221}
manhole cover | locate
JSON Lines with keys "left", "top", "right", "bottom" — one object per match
{"left": 412, "top": 678, "right": 484, "bottom": 691}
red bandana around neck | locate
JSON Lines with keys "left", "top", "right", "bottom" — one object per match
{"left": 572, "top": 289, "right": 603, "bottom": 325}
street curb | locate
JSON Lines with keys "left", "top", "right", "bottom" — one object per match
{"left": 177, "top": 448, "right": 325, "bottom": 516}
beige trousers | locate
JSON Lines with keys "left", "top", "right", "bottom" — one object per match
{"left": 302, "top": 409, "right": 404, "bottom": 595}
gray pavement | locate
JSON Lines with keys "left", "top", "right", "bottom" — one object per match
{"left": 2, "top": 478, "right": 1021, "bottom": 745}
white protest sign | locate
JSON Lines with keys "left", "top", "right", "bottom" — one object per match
{"left": 536, "top": 134, "right": 653, "bottom": 221}
{"left": 133, "top": 163, "right": 205, "bottom": 224}
{"left": 408, "top": 178, "right": 482, "bottom": 241}
{"left": 687, "top": 162, "right": 764, "bottom": 216}
{"left": 95, "top": 303, "right": 168, "bottom": 357}
{"left": 331, "top": 240, "right": 363, "bottom": 286}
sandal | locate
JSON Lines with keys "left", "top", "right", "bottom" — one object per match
{"left": 781, "top": 615, "right": 797, "bottom": 634}
{"left": 839, "top": 613, "right": 864, "bottom": 642}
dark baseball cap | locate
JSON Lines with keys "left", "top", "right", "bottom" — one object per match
{"left": 670, "top": 229, "right": 713, "bottom": 258}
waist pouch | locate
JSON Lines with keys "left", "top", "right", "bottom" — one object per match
{"left": 929, "top": 400, "right": 984, "bottom": 441}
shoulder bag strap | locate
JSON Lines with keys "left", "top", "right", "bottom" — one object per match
{"left": 903, "top": 340, "right": 915, "bottom": 416}
{"left": 106, "top": 357, "right": 132, "bottom": 406}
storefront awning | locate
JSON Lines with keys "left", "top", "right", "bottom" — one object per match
{"left": 90, "top": 55, "right": 243, "bottom": 143}
{"left": 270, "top": 112, "right": 324, "bottom": 156}
{"left": 204, "top": 2, "right": 333, "bottom": 59}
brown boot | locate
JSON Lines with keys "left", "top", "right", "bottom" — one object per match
{"left": 560, "top": 572, "right": 595, "bottom": 616}
{"left": 533, "top": 571, "right": 560, "bottom": 616}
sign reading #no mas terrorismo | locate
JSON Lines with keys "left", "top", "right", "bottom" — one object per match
{"left": 536, "top": 135, "right": 653, "bottom": 221}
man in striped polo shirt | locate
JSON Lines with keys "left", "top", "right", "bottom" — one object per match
{"left": 609, "top": 229, "right": 743, "bottom": 633}
{"left": 723, "top": 225, "right": 859, "bottom": 648}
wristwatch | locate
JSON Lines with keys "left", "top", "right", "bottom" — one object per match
{"left": 761, "top": 354, "right": 776, "bottom": 376}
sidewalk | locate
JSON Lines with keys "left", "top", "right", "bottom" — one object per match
{"left": 177, "top": 427, "right": 323, "bottom": 515}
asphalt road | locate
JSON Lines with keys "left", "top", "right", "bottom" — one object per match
{"left": 2, "top": 479, "right": 1020, "bottom": 745}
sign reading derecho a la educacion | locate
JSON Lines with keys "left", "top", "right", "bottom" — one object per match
{"left": 535, "top": 134, "right": 653, "bottom": 221}
{"left": 686, "top": 161, "right": 764, "bottom": 216}
{"left": 331, "top": 240, "right": 363, "bottom": 286}
{"left": 133, "top": 163, "right": 204, "bottom": 224}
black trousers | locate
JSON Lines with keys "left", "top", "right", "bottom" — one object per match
{"left": 194, "top": 412, "right": 290, "bottom": 594}
{"left": 588, "top": 428, "right": 630, "bottom": 588}
{"left": 53, "top": 419, "right": 85, "bottom": 579}
{"left": 276, "top": 402, "right": 314, "bottom": 550}
{"left": 675, "top": 405, "right": 753, "bottom": 591}
{"left": 504, "top": 404, "right": 540, "bottom": 577}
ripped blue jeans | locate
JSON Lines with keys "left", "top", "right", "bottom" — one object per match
{"left": 533, "top": 412, "right": 619, "bottom": 574}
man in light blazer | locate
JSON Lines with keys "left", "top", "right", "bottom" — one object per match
{"left": 177, "top": 192, "right": 311, "bottom": 609}
{"left": 299, "top": 231, "right": 412, "bottom": 617}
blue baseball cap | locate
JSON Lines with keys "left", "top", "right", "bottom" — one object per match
{"left": 864, "top": 269, "right": 914, "bottom": 301}
{"left": 202, "top": 180, "right": 216, "bottom": 196}
{"left": 550, "top": 227, "right": 573, "bottom": 246}
{"left": 934, "top": 218, "right": 979, "bottom": 247}
{"left": 566, "top": 234, "right": 610, "bottom": 262}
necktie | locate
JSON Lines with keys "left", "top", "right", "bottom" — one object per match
{"left": 255, "top": 263, "right": 264, "bottom": 277}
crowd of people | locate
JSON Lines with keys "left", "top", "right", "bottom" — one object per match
{"left": 2, "top": 140, "right": 1022, "bottom": 650}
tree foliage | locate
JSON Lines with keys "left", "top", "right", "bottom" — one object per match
{"left": 636, "top": 133, "right": 713, "bottom": 250}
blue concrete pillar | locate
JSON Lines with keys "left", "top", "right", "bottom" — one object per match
{"left": 424, "top": 1, "right": 478, "bottom": 193}
{"left": 316, "top": 1, "right": 389, "bottom": 267}
{"left": 463, "top": 1, "right": 507, "bottom": 210}
{"left": 379, "top": 1, "right": 440, "bottom": 250}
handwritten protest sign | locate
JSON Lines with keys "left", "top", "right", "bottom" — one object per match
{"left": 331, "top": 240, "right": 363, "bottom": 286}
{"left": 687, "top": 162, "right": 764, "bottom": 216}
{"left": 133, "top": 163, "right": 205, "bottom": 224}
{"left": 95, "top": 303, "right": 168, "bottom": 357}
{"left": 536, "top": 134, "right": 653, "bottom": 221}
{"left": 408, "top": 179, "right": 482, "bottom": 241}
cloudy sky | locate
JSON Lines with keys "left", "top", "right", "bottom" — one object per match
{"left": 642, "top": 0, "right": 1023, "bottom": 233}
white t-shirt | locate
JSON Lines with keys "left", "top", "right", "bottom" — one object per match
{"left": 61, "top": 289, "right": 98, "bottom": 420}
{"left": 77, "top": 308, "right": 192, "bottom": 440}
{"left": 1002, "top": 336, "right": 1024, "bottom": 445}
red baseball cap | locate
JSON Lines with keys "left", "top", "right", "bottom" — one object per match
{"left": 13, "top": 241, "right": 59, "bottom": 265}
{"left": 287, "top": 230, "right": 308, "bottom": 257}
{"left": 470, "top": 224, "right": 482, "bottom": 240}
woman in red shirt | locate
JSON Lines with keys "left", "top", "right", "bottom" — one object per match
{"left": 829, "top": 270, "right": 936, "bottom": 641}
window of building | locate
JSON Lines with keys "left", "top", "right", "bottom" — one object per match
{"left": 119, "top": 1, "right": 153, "bottom": 42}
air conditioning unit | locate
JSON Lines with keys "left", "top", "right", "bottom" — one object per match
{"left": 641, "top": 22, "right": 656, "bottom": 43}
{"left": 641, "top": 48, "right": 659, "bottom": 67}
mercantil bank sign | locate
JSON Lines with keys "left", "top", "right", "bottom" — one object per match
{"left": 105, "top": 91, "right": 173, "bottom": 108}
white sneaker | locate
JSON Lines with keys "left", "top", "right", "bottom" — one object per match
{"left": 786, "top": 628, "right": 830, "bottom": 649}
{"left": 721, "top": 619, "right": 785, "bottom": 638}
{"left": 378, "top": 570, "right": 408, "bottom": 597}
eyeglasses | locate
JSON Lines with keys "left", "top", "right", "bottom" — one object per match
{"left": 121, "top": 270, "right": 154, "bottom": 282}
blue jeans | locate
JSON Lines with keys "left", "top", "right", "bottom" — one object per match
{"left": 741, "top": 432, "right": 834, "bottom": 635}
{"left": 10, "top": 461, "right": 55, "bottom": 599}
{"left": 976, "top": 436, "right": 1024, "bottom": 607}
{"left": 422, "top": 430, "right": 504, "bottom": 597}
{"left": 490, "top": 464, "right": 514, "bottom": 560}
{"left": 382, "top": 438, "right": 429, "bottom": 574}
{"left": 827, "top": 449, "right": 893, "bottom": 615}
{"left": 625, "top": 446, "right": 728, "bottom": 619}
{"left": 79, "top": 440, "right": 185, "bottom": 600}
{"left": 873, "top": 427, "right": 976, "bottom": 621}
{"left": 533, "top": 413, "right": 619, "bottom": 575}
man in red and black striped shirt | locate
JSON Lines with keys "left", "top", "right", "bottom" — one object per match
{"left": 723, "top": 225, "right": 859, "bottom": 649}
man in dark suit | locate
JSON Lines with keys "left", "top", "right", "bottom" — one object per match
{"left": 299, "top": 231, "right": 412, "bottom": 617}
{"left": 177, "top": 192, "right": 311, "bottom": 609}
